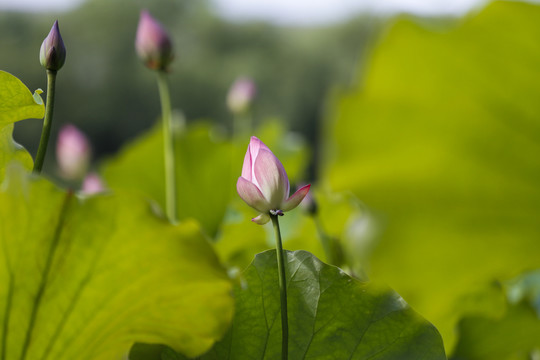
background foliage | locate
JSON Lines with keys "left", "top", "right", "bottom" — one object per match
{"left": 323, "top": 0, "right": 540, "bottom": 355}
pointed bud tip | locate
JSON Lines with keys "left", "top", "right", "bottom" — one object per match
{"left": 39, "top": 20, "right": 66, "bottom": 71}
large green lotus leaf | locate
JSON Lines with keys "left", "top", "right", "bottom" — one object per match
{"left": 0, "top": 70, "right": 44, "bottom": 126}
{"left": 323, "top": 1, "right": 540, "bottom": 349}
{"left": 0, "top": 123, "right": 33, "bottom": 181}
{"left": 0, "top": 167, "right": 233, "bottom": 359}
{"left": 132, "top": 250, "right": 446, "bottom": 359}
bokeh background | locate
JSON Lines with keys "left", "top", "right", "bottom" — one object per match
{"left": 2, "top": 0, "right": 540, "bottom": 358}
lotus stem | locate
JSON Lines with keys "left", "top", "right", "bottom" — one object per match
{"left": 271, "top": 214, "right": 288, "bottom": 360}
{"left": 156, "top": 71, "right": 177, "bottom": 223}
{"left": 34, "top": 70, "right": 57, "bottom": 173}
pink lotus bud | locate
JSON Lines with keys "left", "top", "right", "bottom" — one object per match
{"left": 39, "top": 20, "right": 66, "bottom": 71}
{"left": 135, "top": 10, "right": 173, "bottom": 71}
{"left": 82, "top": 172, "right": 105, "bottom": 194}
{"left": 237, "top": 136, "right": 310, "bottom": 225}
{"left": 227, "top": 77, "right": 256, "bottom": 114}
{"left": 56, "top": 124, "right": 91, "bottom": 180}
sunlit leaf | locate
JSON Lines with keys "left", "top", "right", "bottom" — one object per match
{"left": 0, "top": 70, "right": 44, "bottom": 126}
{"left": 0, "top": 167, "right": 233, "bottom": 359}
{"left": 324, "top": 1, "right": 540, "bottom": 350}
{"left": 0, "top": 123, "right": 33, "bottom": 181}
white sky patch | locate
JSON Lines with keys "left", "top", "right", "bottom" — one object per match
{"left": 0, "top": 0, "right": 84, "bottom": 12}
{"left": 210, "top": 0, "right": 487, "bottom": 25}
{"left": 0, "top": 0, "right": 503, "bottom": 25}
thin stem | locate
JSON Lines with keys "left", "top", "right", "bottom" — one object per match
{"left": 271, "top": 214, "right": 288, "bottom": 360}
{"left": 33, "top": 70, "right": 57, "bottom": 173}
{"left": 156, "top": 71, "right": 177, "bottom": 223}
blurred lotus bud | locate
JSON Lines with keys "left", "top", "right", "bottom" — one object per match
{"left": 227, "top": 77, "right": 256, "bottom": 114}
{"left": 39, "top": 20, "right": 66, "bottom": 71}
{"left": 135, "top": 10, "right": 173, "bottom": 71}
{"left": 82, "top": 172, "right": 105, "bottom": 194}
{"left": 56, "top": 124, "right": 91, "bottom": 180}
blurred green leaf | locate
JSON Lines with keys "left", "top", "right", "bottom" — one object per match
{"left": 103, "top": 119, "right": 309, "bottom": 239}
{"left": 506, "top": 270, "right": 540, "bottom": 317}
{"left": 0, "top": 168, "right": 233, "bottom": 359}
{"left": 133, "top": 250, "right": 446, "bottom": 359}
{"left": 452, "top": 291, "right": 540, "bottom": 359}
{"left": 323, "top": 1, "right": 540, "bottom": 350}
{"left": 0, "top": 123, "right": 33, "bottom": 181}
{"left": 0, "top": 70, "right": 44, "bottom": 126}
{"left": 103, "top": 122, "right": 234, "bottom": 237}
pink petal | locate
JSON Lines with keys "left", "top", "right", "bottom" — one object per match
{"left": 252, "top": 213, "right": 271, "bottom": 225}
{"left": 253, "top": 149, "right": 290, "bottom": 208}
{"left": 281, "top": 184, "right": 311, "bottom": 212}
{"left": 241, "top": 146, "right": 252, "bottom": 181}
{"left": 236, "top": 177, "right": 270, "bottom": 213}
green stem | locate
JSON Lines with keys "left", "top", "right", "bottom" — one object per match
{"left": 271, "top": 214, "right": 288, "bottom": 360}
{"left": 156, "top": 71, "right": 177, "bottom": 223}
{"left": 33, "top": 70, "right": 57, "bottom": 173}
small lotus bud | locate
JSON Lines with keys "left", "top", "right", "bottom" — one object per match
{"left": 227, "top": 77, "right": 256, "bottom": 114}
{"left": 39, "top": 20, "right": 66, "bottom": 71}
{"left": 82, "top": 173, "right": 105, "bottom": 194}
{"left": 135, "top": 10, "right": 174, "bottom": 71}
{"left": 56, "top": 124, "right": 91, "bottom": 180}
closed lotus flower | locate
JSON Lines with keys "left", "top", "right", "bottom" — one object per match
{"left": 237, "top": 136, "right": 310, "bottom": 224}
{"left": 135, "top": 10, "right": 173, "bottom": 71}
{"left": 39, "top": 20, "right": 66, "bottom": 71}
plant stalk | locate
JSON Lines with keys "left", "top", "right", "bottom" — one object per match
{"left": 156, "top": 71, "right": 177, "bottom": 223}
{"left": 271, "top": 214, "right": 288, "bottom": 360}
{"left": 33, "top": 70, "right": 57, "bottom": 173}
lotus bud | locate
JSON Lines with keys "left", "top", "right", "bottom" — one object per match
{"left": 237, "top": 136, "right": 310, "bottom": 225}
{"left": 39, "top": 20, "right": 66, "bottom": 71}
{"left": 227, "top": 77, "right": 256, "bottom": 114}
{"left": 135, "top": 10, "right": 174, "bottom": 71}
{"left": 56, "top": 124, "right": 91, "bottom": 180}
{"left": 82, "top": 173, "right": 105, "bottom": 194}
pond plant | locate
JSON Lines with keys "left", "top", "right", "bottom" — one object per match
{"left": 6, "top": 4, "right": 539, "bottom": 359}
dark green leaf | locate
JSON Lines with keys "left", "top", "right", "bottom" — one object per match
{"left": 139, "top": 250, "right": 446, "bottom": 359}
